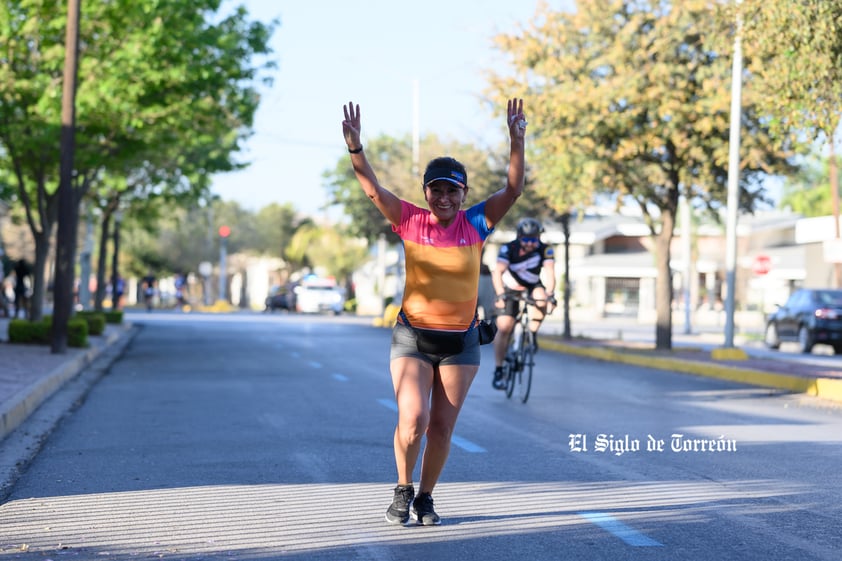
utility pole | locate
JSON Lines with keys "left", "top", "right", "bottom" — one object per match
{"left": 682, "top": 196, "right": 693, "bottom": 335}
{"left": 723, "top": 0, "right": 743, "bottom": 349}
{"left": 412, "top": 79, "right": 420, "bottom": 183}
{"left": 218, "top": 226, "right": 230, "bottom": 302}
{"left": 561, "top": 212, "right": 572, "bottom": 340}
{"left": 830, "top": 135, "right": 841, "bottom": 287}
{"left": 51, "top": 0, "right": 82, "bottom": 354}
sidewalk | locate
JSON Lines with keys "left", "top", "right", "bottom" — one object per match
{"left": 0, "top": 317, "right": 137, "bottom": 443}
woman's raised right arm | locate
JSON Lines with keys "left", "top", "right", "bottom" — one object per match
{"left": 342, "top": 101, "right": 402, "bottom": 226}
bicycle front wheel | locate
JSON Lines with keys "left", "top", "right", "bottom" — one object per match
{"left": 503, "top": 357, "right": 517, "bottom": 398}
{"left": 504, "top": 327, "right": 522, "bottom": 399}
{"left": 517, "top": 336, "right": 534, "bottom": 403}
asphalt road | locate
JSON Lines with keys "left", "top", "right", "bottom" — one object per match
{"left": 1, "top": 312, "right": 841, "bottom": 560}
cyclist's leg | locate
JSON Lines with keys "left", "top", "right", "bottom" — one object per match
{"left": 492, "top": 294, "right": 518, "bottom": 387}
{"left": 528, "top": 285, "right": 550, "bottom": 349}
{"left": 494, "top": 314, "right": 516, "bottom": 367}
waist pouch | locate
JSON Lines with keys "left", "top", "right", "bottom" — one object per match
{"left": 477, "top": 319, "right": 498, "bottom": 345}
{"left": 414, "top": 328, "right": 466, "bottom": 355}
{"left": 399, "top": 310, "right": 479, "bottom": 355}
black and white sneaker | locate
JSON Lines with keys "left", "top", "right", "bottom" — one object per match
{"left": 385, "top": 484, "right": 415, "bottom": 525}
{"left": 411, "top": 492, "right": 441, "bottom": 526}
{"left": 492, "top": 367, "right": 506, "bottom": 390}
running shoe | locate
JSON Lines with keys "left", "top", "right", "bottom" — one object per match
{"left": 492, "top": 366, "right": 506, "bottom": 390}
{"left": 411, "top": 492, "right": 441, "bottom": 526}
{"left": 385, "top": 484, "right": 415, "bottom": 525}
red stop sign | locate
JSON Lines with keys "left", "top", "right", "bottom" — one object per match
{"left": 752, "top": 254, "right": 771, "bottom": 275}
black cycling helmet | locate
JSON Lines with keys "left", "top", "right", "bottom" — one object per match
{"left": 516, "top": 217, "right": 544, "bottom": 238}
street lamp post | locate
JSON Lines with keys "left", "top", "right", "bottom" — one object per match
{"left": 723, "top": 0, "right": 744, "bottom": 348}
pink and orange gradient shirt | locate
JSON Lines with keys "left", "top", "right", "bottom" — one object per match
{"left": 393, "top": 200, "right": 493, "bottom": 331}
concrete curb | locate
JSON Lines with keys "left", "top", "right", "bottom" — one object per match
{"left": 539, "top": 338, "right": 842, "bottom": 404}
{"left": 0, "top": 325, "right": 134, "bottom": 442}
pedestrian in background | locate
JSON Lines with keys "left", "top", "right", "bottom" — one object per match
{"left": 341, "top": 97, "right": 527, "bottom": 525}
{"left": 0, "top": 250, "right": 12, "bottom": 317}
{"left": 13, "top": 259, "right": 31, "bottom": 319}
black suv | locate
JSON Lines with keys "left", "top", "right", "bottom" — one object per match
{"left": 764, "top": 288, "right": 842, "bottom": 354}
{"left": 264, "top": 286, "right": 293, "bottom": 312}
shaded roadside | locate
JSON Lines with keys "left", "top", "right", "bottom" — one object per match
{"left": 538, "top": 332, "right": 842, "bottom": 404}
{"left": 0, "top": 317, "right": 137, "bottom": 442}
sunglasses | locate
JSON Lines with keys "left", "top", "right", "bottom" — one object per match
{"left": 520, "top": 237, "right": 539, "bottom": 244}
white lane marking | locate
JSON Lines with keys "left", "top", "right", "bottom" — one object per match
{"left": 579, "top": 512, "right": 663, "bottom": 546}
{"left": 308, "top": 361, "right": 322, "bottom": 369}
{"left": 377, "top": 398, "right": 398, "bottom": 412}
{"left": 332, "top": 373, "right": 349, "bottom": 382}
{"left": 450, "top": 435, "right": 486, "bottom": 453}
{"left": 376, "top": 399, "right": 486, "bottom": 453}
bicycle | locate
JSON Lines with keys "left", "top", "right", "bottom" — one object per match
{"left": 499, "top": 292, "right": 542, "bottom": 404}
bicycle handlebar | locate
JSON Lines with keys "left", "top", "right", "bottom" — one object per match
{"left": 499, "top": 291, "right": 553, "bottom": 307}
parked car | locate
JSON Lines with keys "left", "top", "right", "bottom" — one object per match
{"left": 264, "top": 286, "right": 293, "bottom": 312}
{"left": 295, "top": 279, "right": 345, "bottom": 315}
{"left": 764, "top": 288, "right": 842, "bottom": 354}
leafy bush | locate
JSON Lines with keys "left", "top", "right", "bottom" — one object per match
{"left": 7, "top": 317, "right": 89, "bottom": 348}
{"left": 67, "top": 318, "right": 89, "bottom": 348}
{"left": 104, "top": 310, "right": 124, "bottom": 324}
{"left": 8, "top": 319, "right": 50, "bottom": 344}
{"left": 75, "top": 311, "right": 106, "bottom": 335}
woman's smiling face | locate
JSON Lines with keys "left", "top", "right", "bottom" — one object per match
{"left": 424, "top": 181, "right": 466, "bottom": 226}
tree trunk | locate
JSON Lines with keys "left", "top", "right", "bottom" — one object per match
{"left": 654, "top": 209, "right": 676, "bottom": 350}
{"left": 30, "top": 228, "right": 52, "bottom": 322}
{"left": 95, "top": 214, "right": 111, "bottom": 311}
{"left": 50, "top": 0, "right": 82, "bottom": 354}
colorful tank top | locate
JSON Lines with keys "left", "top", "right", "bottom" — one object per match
{"left": 393, "top": 200, "right": 493, "bottom": 330}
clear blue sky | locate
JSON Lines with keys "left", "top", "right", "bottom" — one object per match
{"left": 211, "top": 0, "right": 573, "bottom": 218}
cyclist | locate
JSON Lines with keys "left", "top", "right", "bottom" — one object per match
{"left": 491, "top": 217, "right": 556, "bottom": 389}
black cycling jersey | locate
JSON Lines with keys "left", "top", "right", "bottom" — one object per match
{"left": 497, "top": 240, "right": 555, "bottom": 289}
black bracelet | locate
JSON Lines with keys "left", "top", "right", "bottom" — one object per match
{"left": 348, "top": 146, "right": 363, "bottom": 154}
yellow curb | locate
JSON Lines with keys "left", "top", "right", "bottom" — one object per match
{"left": 711, "top": 347, "right": 748, "bottom": 361}
{"left": 539, "top": 338, "right": 842, "bottom": 404}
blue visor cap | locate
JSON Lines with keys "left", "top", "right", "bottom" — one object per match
{"left": 423, "top": 166, "right": 467, "bottom": 188}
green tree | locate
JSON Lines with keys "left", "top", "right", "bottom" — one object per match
{"left": 739, "top": 0, "right": 842, "bottom": 284}
{"left": 253, "top": 203, "right": 311, "bottom": 258}
{"left": 0, "top": 0, "right": 275, "bottom": 321}
{"left": 487, "top": 0, "right": 796, "bottom": 349}
{"left": 285, "top": 223, "right": 369, "bottom": 288}
{"left": 779, "top": 157, "right": 834, "bottom": 217}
